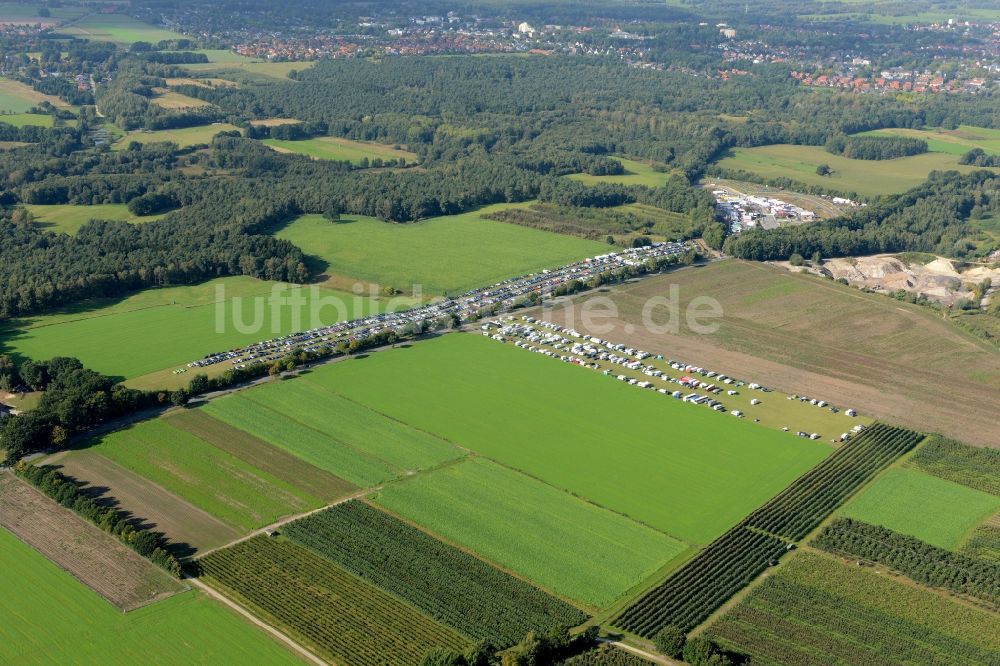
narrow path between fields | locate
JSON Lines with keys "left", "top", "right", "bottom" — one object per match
{"left": 603, "top": 639, "right": 675, "bottom": 665}
{"left": 188, "top": 576, "right": 328, "bottom": 666}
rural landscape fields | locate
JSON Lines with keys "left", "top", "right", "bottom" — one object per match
{"left": 3, "top": 2, "right": 1000, "bottom": 665}
{"left": 544, "top": 260, "right": 1000, "bottom": 448}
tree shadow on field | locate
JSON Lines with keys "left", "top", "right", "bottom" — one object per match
{"left": 51, "top": 465, "right": 198, "bottom": 559}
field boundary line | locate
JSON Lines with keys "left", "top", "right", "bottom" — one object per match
{"left": 602, "top": 639, "right": 675, "bottom": 665}
{"left": 234, "top": 391, "right": 405, "bottom": 474}
{"left": 363, "top": 489, "right": 595, "bottom": 615}
{"left": 187, "top": 576, "right": 328, "bottom": 666}
{"left": 324, "top": 376, "right": 688, "bottom": 543}
{"left": 193, "top": 453, "right": 471, "bottom": 559}
{"left": 192, "top": 486, "right": 372, "bottom": 561}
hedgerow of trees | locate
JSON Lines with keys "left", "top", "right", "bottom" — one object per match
{"left": 15, "top": 462, "right": 182, "bottom": 575}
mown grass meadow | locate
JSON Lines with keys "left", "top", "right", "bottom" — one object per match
{"left": 0, "top": 528, "right": 300, "bottom": 665}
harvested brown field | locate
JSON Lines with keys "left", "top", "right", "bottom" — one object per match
{"left": 165, "top": 408, "right": 357, "bottom": 501}
{"left": 0, "top": 472, "right": 185, "bottom": 610}
{"left": 543, "top": 260, "right": 1000, "bottom": 448}
{"left": 45, "top": 451, "right": 241, "bottom": 556}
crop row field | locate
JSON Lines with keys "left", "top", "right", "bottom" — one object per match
{"left": 80, "top": 417, "right": 324, "bottom": 533}
{"left": 262, "top": 136, "right": 417, "bottom": 165}
{"left": 740, "top": 423, "right": 923, "bottom": 540}
{"left": 0, "top": 473, "right": 184, "bottom": 611}
{"left": 910, "top": 435, "right": 1000, "bottom": 496}
{"left": 839, "top": 467, "right": 1000, "bottom": 550}
{"left": 307, "top": 333, "right": 832, "bottom": 545}
{"left": 0, "top": 275, "right": 384, "bottom": 382}
{"left": 714, "top": 143, "right": 991, "bottom": 196}
{"left": 167, "top": 409, "right": 357, "bottom": 501}
{"left": 273, "top": 208, "right": 605, "bottom": 296}
{"left": 615, "top": 526, "right": 788, "bottom": 636}
{"left": 615, "top": 424, "right": 920, "bottom": 636}
{"left": 202, "top": 380, "right": 464, "bottom": 487}
{"left": 199, "top": 536, "right": 468, "bottom": 665}
{"left": 51, "top": 397, "right": 390, "bottom": 550}
{"left": 0, "top": 528, "right": 300, "bottom": 665}
{"left": 47, "top": 396, "right": 384, "bottom": 555}
{"left": 706, "top": 552, "right": 1000, "bottom": 666}
{"left": 812, "top": 518, "right": 1000, "bottom": 607}
{"left": 963, "top": 515, "right": 1000, "bottom": 564}
{"left": 371, "top": 457, "right": 686, "bottom": 609}
{"left": 282, "top": 500, "right": 587, "bottom": 646}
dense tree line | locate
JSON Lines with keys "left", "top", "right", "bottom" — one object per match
{"left": 825, "top": 134, "right": 928, "bottom": 160}
{"left": 960, "top": 148, "right": 1000, "bottom": 168}
{"left": 813, "top": 518, "right": 1000, "bottom": 606}
{"left": 725, "top": 170, "right": 999, "bottom": 260}
{"left": 0, "top": 355, "right": 188, "bottom": 463}
{"left": 2, "top": 49, "right": 998, "bottom": 322}
{"left": 96, "top": 61, "right": 222, "bottom": 130}
{"left": 14, "top": 462, "right": 182, "bottom": 575}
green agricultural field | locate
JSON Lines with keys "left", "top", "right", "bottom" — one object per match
{"left": 0, "top": 276, "right": 383, "bottom": 381}
{"left": 0, "top": 529, "right": 300, "bottom": 665}
{"left": 183, "top": 60, "right": 315, "bottom": 82}
{"left": 566, "top": 158, "right": 672, "bottom": 187}
{"left": 309, "top": 334, "right": 832, "bottom": 545}
{"left": 114, "top": 124, "right": 240, "bottom": 149}
{"left": 715, "top": 143, "right": 989, "bottom": 196}
{"left": 25, "top": 203, "right": 167, "bottom": 235}
{"left": 707, "top": 551, "right": 1000, "bottom": 665}
{"left": 86, "top": 418, "right": 322, "bottom": 532}
{"left": 274, "top": 210, "right": 606, "bottom": 295}
{"left": 167, "top": 409, "right": 357, "bottom": 501}
{"left": 284, "top": 501, "right": 588, "bottom": 645}
{"left": 151, "top": 89, "right": 212, "bottom": 109}
{"left": 202, "top": 394, "right": 400, "bottom": 487}
{"left": 910, "top": 435, "right": 1000, "bottom": 496}
{"left": 201, "top": 376, "right": 463, "bottom": 486}
{"left": 373, "top": 457, "right": 686, "bottom": 608}
{"left": 262, "top": 136, "right": 416, "bottom": 165}
{"left": 840, "top": 467, "right": 1000, "bottom": 550}
{"left": 859, "top": 125, "right": 1000, "bottom": 156}
{"left": 0, "top": 112, "right": 53, "bottom": 127}
{"left": 237, "top": 377, "right": 463, "bottom": 471}
{"left": 61, "top": 14, "right": 187, "bottom": 44}
{"left": 0, "top": 77, "right": 66, "bottom": 113}
{"left": 200, "top": 536, "right": 468, "bottom": 665}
